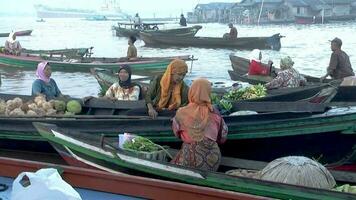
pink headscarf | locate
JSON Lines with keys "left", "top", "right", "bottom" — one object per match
{"left": 36, "top": 61, "right": 50, "bottom": 83}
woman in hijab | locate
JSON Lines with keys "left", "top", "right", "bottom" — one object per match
{"left": 139, "top": 59, "right": 189, "bottom": 119}
{"left": 32, "top": 61, "right": 63, "bottom": 99}
{"left": 105, "top": 65, "right": 141, "bottom": 100}
{"left": 248, "top": 49, "right": 272, "bottom": 76}
{"left": 265, "top": 56, "right": 306, "bottom": 89}
{"left": 171, "top": 78, "right": 228, "bottom": 171}
{"left": 4, "top": 32, "right": 22, "bottom": 56}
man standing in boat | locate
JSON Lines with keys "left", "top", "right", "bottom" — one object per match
{"left": 223, "top": 23, "right": 237, "bottom": 39}
{"left": 320, "top": 37, "right": 354, "bottom": 82}
{"left": 134, "top": 13, "right": 141, "bottom": 29}
{"left": 179, "top": 14, "right": 187, "bottom": 26}
{"left": 127, "top": 36, "right": 137, "bottom": 60}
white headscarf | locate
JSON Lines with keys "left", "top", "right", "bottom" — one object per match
{"left": 7, "top": 32, "right": 15, "bottom": 43}
{"left": 249, "top": 49, "right": 261, "bottom": 62}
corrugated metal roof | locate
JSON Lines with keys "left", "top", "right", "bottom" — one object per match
{"left": 195, "top": 2, "right": 236, "bottom": 10}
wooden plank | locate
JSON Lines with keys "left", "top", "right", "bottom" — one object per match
{"left": 232, "top": 102, "right": 327, "bottom": 113}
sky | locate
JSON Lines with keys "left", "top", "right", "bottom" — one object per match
{"left": 0, "top": 0, "right": 239, "bottom": 17}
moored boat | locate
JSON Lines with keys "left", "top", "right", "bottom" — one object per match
{"left": 139, "top": 32, "right": 282, "bottom": 50}
{"left": 0, "top": 30, "right": 33, "bottom": 37}
{"left": 0, "top": 53, "right": 186, "bottom": 75}
{"left": 0, "top": 156, "right": 264, "bottom": 200}
{"left": 113, "top": 23, "right": 202, "bottom": 38}
{"left": 32, "top": 122, "right": 356, "bottom": 199}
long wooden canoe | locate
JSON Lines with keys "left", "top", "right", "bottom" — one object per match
{"left": 1, "top": 103, "right": 356, "bottom": 166}
{"left": 32, "top": 122, "right": 356, "bottom": 200}
{"left": 0, "top": 53, "right": 182, "bottom": 75}
{"left": 0, "top": 156, "right": 267, "bottom": 200}
{"left": 140, "top": 32, "right": 282, "bottom": 50}
{"left": 0, "top": 30, "right": 33, "bottom": 37}
{"left": 229, "top": 54, "right": 332, "bottom": 83}
{"left": 114, "top": 25, "right": 202, "bottom": 38}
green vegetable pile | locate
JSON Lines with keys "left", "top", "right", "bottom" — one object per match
{"left": 123, "top": 136, "right": 160, "bottom": 152}
{"left": 211, "top": 84, "right": 267, "bottom": 114}
{"left": 223, "top": 84, "right": 267, "bottom": 101}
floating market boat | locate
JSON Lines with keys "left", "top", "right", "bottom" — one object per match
{"left": 0, "top": 30, "right": 33, "bottom": 37}
{"left": 0, "top": 93, "right": 355, "bottom": 167}
{"left": 31, "top": 122, "right": 356, "bottom": 200}
{"left": 0, "top": 156, "right": 261, "bottom": 200}
{"left": 228, "top": 54, "right": 331, "bottom": 83}
{"left": 113, "top": 23, "right": 202, "bottom": 38}
{"left": 139, "top": 32, "right": 282, "bottom": 50}
{"left": 0, "top": 53, "right": 192, "bottom": 75}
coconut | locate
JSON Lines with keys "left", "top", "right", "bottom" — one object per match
{"left": 36, "top": 99, "right": 46, "bottom": 108}
{"left": 46, "top": 108, "right": 57, "bottom": 116}
{"left": 26, "top": 110, "right": 37, "bottom": 116}
{"left": 28, "top": 103, "right": 38, "bottom": 110}
{"left": 42, "top": 102, "right": 53, "bottom": 111}
{"left": 9, "top": 108, "right": 25, "bottom": 116}
{"left": 6, "top": 100, "right": 17, "bottom": 111}
{"left": 32, "top": 108, "right": 46, "bottom": 116}
{"left": 34, "top": 95, "right": 46, "bottom": 104}
{"left": 0, "top": 99, "right": 6, "bottom": 114}
{"left": 260, "top": 156, "right": 336, "bottom": 189}
{"left": 54, "top": 100, "right": 66, "bottom": 112}
{"left": 21, "top": 102, "right": 30, "bottom": 113}
{"left": 12, "top": 97, "right": 23, "bottom": 106}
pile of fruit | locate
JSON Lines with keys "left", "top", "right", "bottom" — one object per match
{"left": 0, "top": 95, "right": 82, "bottom": 116}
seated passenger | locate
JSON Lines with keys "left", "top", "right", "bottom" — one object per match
{"left": 248, "top": 49, "right": 272, "bottom": 76}
{"left": 105, "top": 65, "right": 141, "bottom": 101}
{"left": 4, "top": 32, "right": 22, "bottom": 56}
{"left": 32, "top": 61, "right": 64, "bottom": 99}
{"left": 265, "top": 56, "right": 306, "bottom": 89}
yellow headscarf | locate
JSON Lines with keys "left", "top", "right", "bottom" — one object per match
{"left": 157, "top": 59, "right": 188, "bottom": 110}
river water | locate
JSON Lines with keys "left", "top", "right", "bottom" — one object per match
{"left": 0, "top": 17, "right": 356, "bottom": 97}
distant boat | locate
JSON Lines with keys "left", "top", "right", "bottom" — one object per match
{"left": 34, "top": 1, "right": 129, "bottom": 20}
{"left": 0, "top": 30, "right": 33, "bottom": 37}
{"left": 36, "top": 18, "right": 45, "bottom": 22}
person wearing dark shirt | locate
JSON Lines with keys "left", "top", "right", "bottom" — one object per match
{"left": 223, "top": 23, "right": 237, "bottom": 39}
{"left": 32, "top": 61, "right": 63, "bottom": 99}
{"left": 321, "top": 37, "right": 354, "bottom": 82}
{"left": 179, "top": 14, "right": 187, "bottom": 26}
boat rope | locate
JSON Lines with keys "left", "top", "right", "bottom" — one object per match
{"left": 0, "top": 183, "right": 8, "bottom": 192}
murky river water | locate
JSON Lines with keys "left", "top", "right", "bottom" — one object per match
{"left": 1, "top": 17, "right": 356, "bottom": 97}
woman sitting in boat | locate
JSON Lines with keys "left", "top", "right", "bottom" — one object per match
{"left": 265, "top": 56, "right": 307, "bottom": 90}
{"left": 32, "top": 61, "right": 64, "bottom": 99}
{"left": 105, "top": 65, "right": 142, "bottom": 101}
{"left": 4, "top": 32, "right": 22, "bottom": 56}
{"left": 171, "top": 78, "right": 228, "bottom": 171}
{"left": 248, "top": 49, "right": 272, "bottom": 76}
{"left": 127, "top": 36, "right": 138, "bottom": 60}
{"left": 127, "top": 59, "right": 189, "bottom": 118}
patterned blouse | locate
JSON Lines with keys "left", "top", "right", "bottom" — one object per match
{"left": 105, "top": 83, "right": 140, "bottom": 101}
{"left": 265, "top": 68, "right": 306, "bottom": 90}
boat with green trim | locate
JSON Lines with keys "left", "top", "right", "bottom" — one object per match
{"left": 0, "top": 53, "right": 191, "bottom": 75}
{"left": 32, "top": 122, "right": 356, "bottom": 200}
{"left": 0, "top": 30, "right": 33, "bottom": 37}
{"left": 0, "top": 94, "right": 355, "bottom": 168}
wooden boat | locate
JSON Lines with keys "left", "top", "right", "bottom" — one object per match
{"left": 32, "top": 122, "right": 356, "bottom": 199}
{"left": 0, "top": 156, "right": 263, "bottom": 200}
{"left": 113, "top": 23, "right": 202, "bottom": 38}
{"left": 139, "top": 32, "right": 282, "bottom": 50}
{"left": 21, "top": 47, "right": 92, "bottom": 59}
{"left": 0, "top": 97, "right": 355, "bottom": 167}
{"left": 229, "top": 54, "right": 331, "bottom": 83}
{"left": 0, "top": 30, "right": 33, "bottom": 37}
{"left": 0, "top": 53, "right": 182, "bottom": 75}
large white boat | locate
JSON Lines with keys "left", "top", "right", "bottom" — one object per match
{"left": 34, "top": 0, "right": 129, "bottom": 19}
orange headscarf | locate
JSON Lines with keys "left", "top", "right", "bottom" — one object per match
{"left": 157, "top": 59, "right": 188, "bottom": 110}
{"left": 175, "top": 78, "right": 213, "bottom": 141}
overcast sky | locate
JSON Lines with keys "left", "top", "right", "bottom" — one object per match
{"left": 0, "top": 0, "right": 239, "bottom": 17}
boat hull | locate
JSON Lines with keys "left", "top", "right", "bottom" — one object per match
{"left": 140, "top": 33, "right": 282, "bottom": 50}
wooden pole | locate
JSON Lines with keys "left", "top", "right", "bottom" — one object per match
{"left": 257, "top": 0, "right": 265, "bottom": 26}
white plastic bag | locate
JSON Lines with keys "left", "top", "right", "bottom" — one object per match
{"left": 11, "top": 168, "right": 82, "bottom": 200}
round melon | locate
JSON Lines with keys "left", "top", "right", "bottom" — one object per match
{"left": 66, "top": 100, "right": 82, "bottom": 114}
